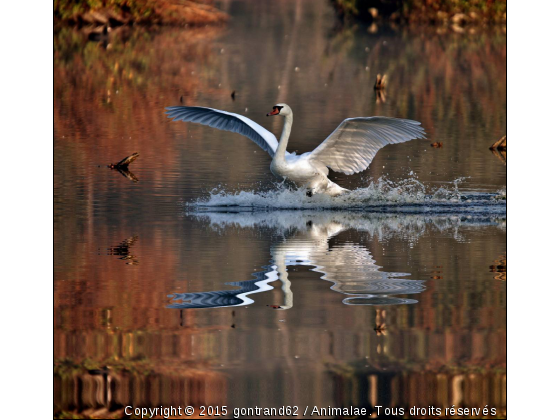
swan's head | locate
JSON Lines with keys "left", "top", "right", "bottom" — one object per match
{"left": 266, "top": 103, "right": 292, "bottom": 117}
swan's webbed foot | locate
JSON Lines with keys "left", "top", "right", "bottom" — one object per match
{"left": 306, "top": 190, "right": 313, "bottom": 197}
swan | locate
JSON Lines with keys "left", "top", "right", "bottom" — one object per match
{"left": 165, "top": 103, "right": 426, "bottom": 196}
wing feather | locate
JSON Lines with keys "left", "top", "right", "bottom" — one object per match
{"left": 309, "top": 117, "right": 426, "bottom": 175}
{"left": 165, "top": 106, "right": 279, "bottom": 157}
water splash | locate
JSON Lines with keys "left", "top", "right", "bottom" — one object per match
{"left": 188, "top": 176, "right": 505, "bottom": 215}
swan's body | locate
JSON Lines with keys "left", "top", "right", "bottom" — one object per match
{"left": 165, "top": 103, "right": 426, "bottom": 196}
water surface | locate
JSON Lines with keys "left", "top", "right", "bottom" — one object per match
{"left": 54, "top": 0, "right": 506, "bottom": 417}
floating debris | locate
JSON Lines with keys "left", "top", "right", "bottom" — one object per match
{"left": 431, "top": 142, "right": 443, "bottom": 148}
{"left": 490, "top": 254, "right": 507, "bottom": 281}
{"left": 108, "top": 152, "right": 140, "bottom": 182}
{"left": 489, "top": 135, "right": 506, "bottom": 151}
{"left": 374, "top": 74, "right": 387, "bottom": 90}
{"left": 108, "top": 152, "right": 139, "bottom": 169}
{"left": 231, "top": 90, "right": 236, "bottom": 100}
{"left": 108, "top": 236, "right": 139, "bottom": 265}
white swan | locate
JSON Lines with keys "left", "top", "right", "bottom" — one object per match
{"left": 165, "top": 103, "right": 426, "bottom": 196}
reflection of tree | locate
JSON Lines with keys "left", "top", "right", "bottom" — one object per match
{"left": 54, "top": 26, "right": 223, "bottom": 286}
{"left": 54, "top": 26, "right": 223, "bottom": 143}
{"left": 54, "top": 3, "right": 506, "bottom": 415}
{"left": 208, "top": 2, "right": 506, "bottom": 187}
{"left": 320, "top": 24, "right": 507, "bottom": 146}
{"left": 328, "top": 365, "right": 506, "bottom": 418}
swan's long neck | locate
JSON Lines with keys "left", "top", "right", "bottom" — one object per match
{"left": 274, "top": 113, "right": 293, "bottom": 161}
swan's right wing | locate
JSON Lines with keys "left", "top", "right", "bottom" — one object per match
{"left": 165, "top": 106, "right": 279, "bottom": 157}
{"left": 309, "top": 117, "right": 426, "bottom": 175}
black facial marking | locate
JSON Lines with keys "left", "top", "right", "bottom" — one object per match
{"left": 274, "top": 106, "right": 284, "bottom": 112}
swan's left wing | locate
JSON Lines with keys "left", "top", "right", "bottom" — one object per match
{"left": 165, "top": 106, "right": 279, "bottom": 157}
{"left": 309, "top": 117, "right": 426, "bottom": 175}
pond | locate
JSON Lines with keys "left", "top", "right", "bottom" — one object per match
{"left": 54, "top": 0, "right": 506, "bottom": 417}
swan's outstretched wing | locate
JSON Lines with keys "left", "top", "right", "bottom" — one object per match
{"left": 165, "top": 106, "right": 279, "bottom": 157}
{"left": 309, "top": 117, "right": 426, "bottom": 175}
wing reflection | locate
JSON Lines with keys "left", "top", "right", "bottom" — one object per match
{"left": 168, "top": 212, "right": 431, "bottom": 309}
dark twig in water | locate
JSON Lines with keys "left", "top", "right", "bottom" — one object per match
{"left": 108, "top": 236, "right": 139, "bottom": 265}
{"left": 375, "top": 88, "right": 386, "bottom": 104}
{"left": 490, "top": 148, "right": 506, "bottom": 165}
{"left": 489, "top": 136, "right": 506, "bottom": 164}
{"left": 108, "top": 152, "right": 140, "bottom": 182}
{"left": 115, "top": 168, "right": 139, "bottom": 182}
{"left": 108, "top": 152, "right": 139, "bottom": 169}
{"left": 374, "top": 74, "right": 387, "bottom": 90}
{"left": 489, "top": 135, "right": 506, "bottom": 151}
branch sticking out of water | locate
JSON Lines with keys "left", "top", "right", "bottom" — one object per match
{"left": 108, "top": 153, "right": 140, "bottom": 182}
{"left": 489, "top": 135, "right": 506, "bottom": 151}
{"left": 108, "top": 152, "right": 139, "bottom": 169}
{"left": 374, "top": 74, "right": 387, "bottom": 90}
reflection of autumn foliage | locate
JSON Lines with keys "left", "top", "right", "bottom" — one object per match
{"left": 330, "top": 367, "right": 506, "bottom": 417}
{"left": 54, "top": 4, "right": 506, "bottom": 415}
{"left": 55, "top": 361, "right": 226, "bottom": 418}
{"left": 54, "top": 0, "right": 228, "bottom": 26}
{"left": 54, "top": 26, "right": 224, "bottom": 286}
{"left": 54, "top": 26, "right": 222, "bottom": 144}
{"left": 323, "top": 25, "right": 506, "bottom": 142}
{"left": 54, "top": 30, "right": 230, "bottom": 418}
{"left": 332, "top": 0, "right": 507, "bottom": 22}
{"left": 316, "top": 25, "right": 506, "bottom": 185}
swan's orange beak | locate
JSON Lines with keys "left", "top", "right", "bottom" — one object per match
{"left": 266, "top": 107, "right": 280, "bottom": 117}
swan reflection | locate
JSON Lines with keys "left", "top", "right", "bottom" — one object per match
{"left": 168, "top": 212, "right": 439, "bottom": 309}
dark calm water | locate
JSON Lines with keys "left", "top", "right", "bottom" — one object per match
{"left": 54, "top": 0, "right": 506, "bottom": 417}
